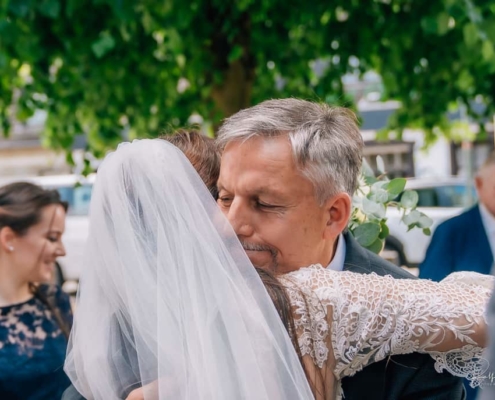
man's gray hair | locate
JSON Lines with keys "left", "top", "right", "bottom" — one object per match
{"left": 217, "top": 98, "right": 364, "bottom": 204}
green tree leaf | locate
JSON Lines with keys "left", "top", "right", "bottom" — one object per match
{"left": 352, "top": 222, "right": 381, "bottom": 247}
{"left": 228, "top": 45, "right": 244, "bottom": 63}
{"left": 369, "top": 188, "right": 389, "bottom": 204}
{"left": 418, "top": 212, "right": 433, "bottom": 228}
{"left": 378, "top": 221, "right": 389, "bottom": 239}
{"left": 463, "top": 23, "right": 479, "bottom": 47}
{"left": 436, "top": 12, "right": 450, "bottom": 36}
{"left": 2, "top": 0, "right": 495, "bottom": 160}
{"left": 376, "top": 155, "right": 385, "bottom": 174}
{"left": 37, "top": 0, "right": 61, "bottom": 19}
{"left": 387, "top": 178, "right": 406, "bottom": 197}
{"left": 402, "top": 210, "right": 424, "bottom": 230}
{"left": 400, "top": 190, "right": 419, "bottom": 209}
{"left": 91, "top": 32, "right": 116, "bottom": 59}
{"left": 362, "top": 198, "right": 386, "bottom": 220}
{"left": 482, "top": 40, "right": 495, "bottom": 62}
{"left": 366, "top": 238, "right": 384, "bottom": 254}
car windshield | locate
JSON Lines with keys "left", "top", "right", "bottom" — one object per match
{"left": 415, "top": 185, "right": 477, "bottom": 207}
{"left": 52, "top": 184, "right": 93, "bottom": 216}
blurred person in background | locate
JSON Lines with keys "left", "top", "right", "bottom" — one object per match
{"left": 0, "top": 182, "right": 73, "bottom": 399}
{"left": 421, "top": 152, "right": 495, "bottom": 279}
{"left": 420, "top": 151, "right": 495, "bottom": 399}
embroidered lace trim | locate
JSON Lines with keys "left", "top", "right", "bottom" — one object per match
{"left": 280, "top": 266, "right": 491, "bottom": 393}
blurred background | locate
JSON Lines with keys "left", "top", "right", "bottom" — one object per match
{"left": 2, "top": 0, "right": 495, "bottom": 286}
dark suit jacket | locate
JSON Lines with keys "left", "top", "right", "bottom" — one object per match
{"left": 420, "top": 205, "right": 493, "bottom": 282}
{"left": 341, "top": 232, "right": 465, "bottom": 400}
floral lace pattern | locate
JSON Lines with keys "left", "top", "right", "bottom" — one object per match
{"left": 280, "top": 265, "right": 492, "bottom": 395}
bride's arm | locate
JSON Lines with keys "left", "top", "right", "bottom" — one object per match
{"left": 283, "top": 267, "right": 492, "bottom": 389}
{"left": 329, "top": 269, "right": 491, "bottom": 386}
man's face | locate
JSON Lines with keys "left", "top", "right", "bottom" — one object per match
{"left": 217, "top": 135, "right": 335, "bottom": 273}
{"left": 476, "top": 164, "right": 495, "bottom": 217}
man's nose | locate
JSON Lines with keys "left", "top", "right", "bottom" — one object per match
{"left": 226, "top": 199, "right": 254, "bottom": 237}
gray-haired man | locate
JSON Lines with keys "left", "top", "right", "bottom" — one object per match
{"left": 216, "top": 98, "right": 464, "bottom": 400}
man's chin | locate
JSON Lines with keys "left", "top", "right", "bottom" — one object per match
{"left": 245, "top": 250, "right": 277, "bottom": 271}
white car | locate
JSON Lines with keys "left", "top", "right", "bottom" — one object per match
{"left": 384, "top": 177, "right": 477, "bottom": 267}
{"left": 0, "top": 174, "right": 94, "bottom": 284}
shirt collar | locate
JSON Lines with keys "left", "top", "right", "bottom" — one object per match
{"left": 327, "top": 234, "right": 346, "bottom": 271}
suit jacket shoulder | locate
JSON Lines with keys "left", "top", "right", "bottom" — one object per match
{"left": 420, "top": 204, "right": 493, "bottom": 280}
{"left": 343, "top": 232, "right": 415, "bottom": 279}
{"left": 431, "top": 205, "right": 481, "bottom": 241}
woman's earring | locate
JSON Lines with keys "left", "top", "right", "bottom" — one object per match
{"left": 8, "top": 246, "right": 14, "bottom": 252}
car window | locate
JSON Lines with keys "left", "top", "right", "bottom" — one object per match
{"left": 416, "top": 185, "right": 477, "bottom": 207}
{"left": 416, "top": 188, "right": 439, "bottom": 207}
{"left": 53, "top": 185, "right": 93, "bottom": 216}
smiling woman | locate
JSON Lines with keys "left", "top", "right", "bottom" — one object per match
{"left": 0, "top": 182, "right": 73, "bottom": 400}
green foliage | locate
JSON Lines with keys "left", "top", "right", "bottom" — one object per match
{"left": 1, "top": 1, "right": 495, "bottom": 154}
{"left": 349, "top": 159, "right": 433, "bottom": 254}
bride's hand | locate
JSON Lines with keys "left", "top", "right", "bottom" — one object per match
{"left": 125, "top": 387, "right": 144, "bottom": 400}
{"left": 125, "top": 380, "right": 160, "bottom": 400}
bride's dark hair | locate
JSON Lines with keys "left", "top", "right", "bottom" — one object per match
{"left": 256, "top": 267, "right": 326, "bottom": 399}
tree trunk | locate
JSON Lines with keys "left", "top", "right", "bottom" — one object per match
{"left": 211, "top": 59, "right": 253, "bottom": 119}
{"left": 207, "top": 8, "right": 255, "bottom": 128}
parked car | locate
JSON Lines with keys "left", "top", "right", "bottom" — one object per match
{"left": 384, "top": 177, "right": 477, "bottom": 267}
{"left": 0, "top": 174, "right": 95, "bottom": 285}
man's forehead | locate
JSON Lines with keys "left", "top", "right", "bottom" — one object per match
{"left": 218, "top": 178, "right": 287, "bottom": 196}
{"left": 220, "top": 140, "right": 294, "bottom": 176}
{"left": 222, "top": 136, "right": 291, "bottom": 157}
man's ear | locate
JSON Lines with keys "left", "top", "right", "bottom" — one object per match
{"left": 0, "top": 226, "right": 16, "bottom": 253}
{"left": 322, "top": 192, "right": 352, "bottom": 240}
{"left": 475, "top": 175, "right": 482, "bottom": 193}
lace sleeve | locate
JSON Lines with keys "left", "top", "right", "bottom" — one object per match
{"left": 281, "top": 266, "right": 492, "bottom": 389}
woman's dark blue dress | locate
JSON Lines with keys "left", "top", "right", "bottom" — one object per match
{"left": 0, "top": 285, "right": 73, "bottom": 400}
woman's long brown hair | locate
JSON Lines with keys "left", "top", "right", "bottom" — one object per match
{"left": 256, "top": 266, "right": 326, "bottom": 398}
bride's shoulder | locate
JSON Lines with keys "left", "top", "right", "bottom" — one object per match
{"left": 280, "top": 264, "right": 338, "bottom": 288}
{"left": 280, "top": 265, "right": 391, "bottom": 292}
{"left": 282, "top": 263, "right": 327, "bottom": 277}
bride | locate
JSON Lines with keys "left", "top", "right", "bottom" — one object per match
{"left": 65, "top": 139, "right": 491, "bottom": 400}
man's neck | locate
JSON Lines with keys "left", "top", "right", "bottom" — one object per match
{"left": 327, "top": 234, "right": 346, "bottom": 272}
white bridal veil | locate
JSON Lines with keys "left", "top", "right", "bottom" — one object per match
{"left": 64, "top": 139, "right": 313, "bottom": 400}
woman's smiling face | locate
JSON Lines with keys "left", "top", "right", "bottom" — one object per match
{"left": 9, "top": 204, "right": 67, "bottom": 283}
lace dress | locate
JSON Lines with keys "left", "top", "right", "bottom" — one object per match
{"left": 0, "top": 284, "right": 73, "bottom": 400}
{"left": 280, "top": 265, "right": 492, "bottom": 400}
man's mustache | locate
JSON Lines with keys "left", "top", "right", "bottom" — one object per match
{"left": 239, "top": 241, "right": 278, "bottom": 258}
